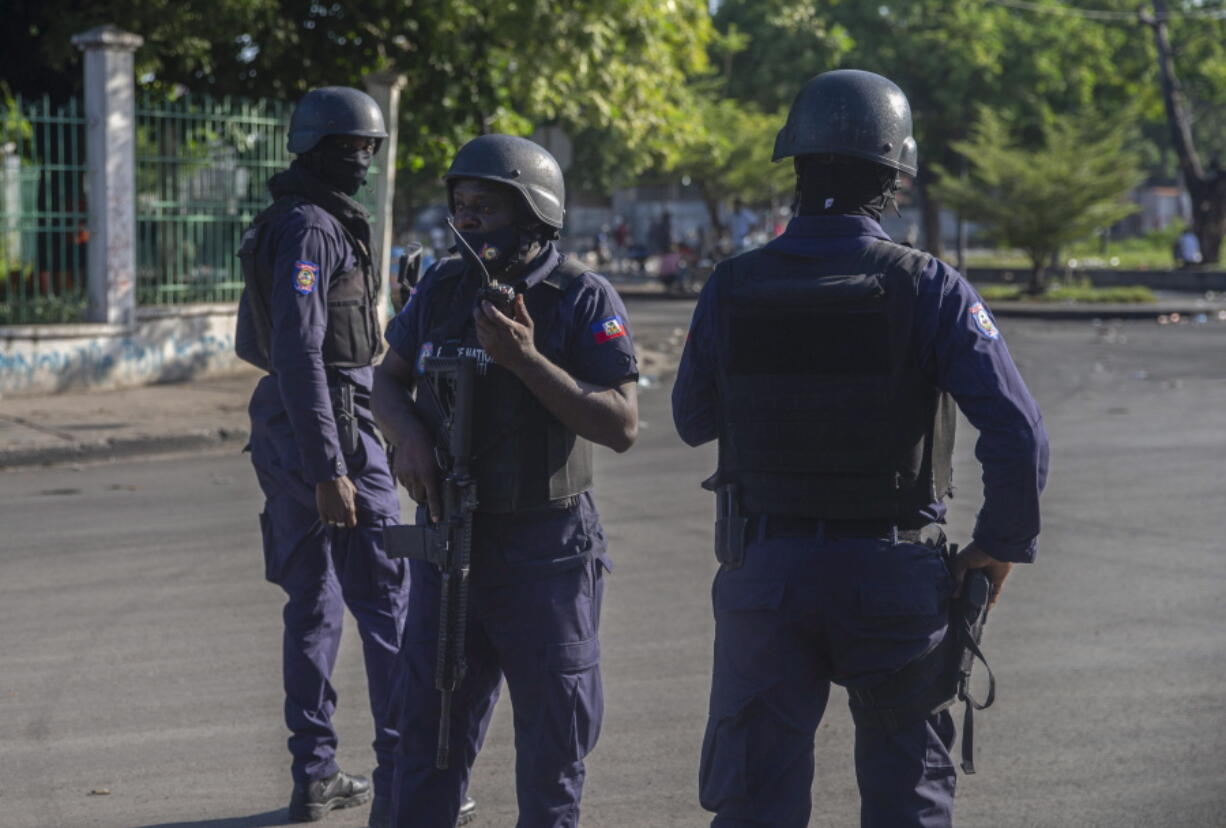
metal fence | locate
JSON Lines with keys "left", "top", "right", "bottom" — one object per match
{"left": 2, "top": 90, "right": 382, "bottom": 323}
{"left": 135, "top": 93, "right": 293, "bottom": 305}
{"left": 0, "top": 96, "right": 89, "bottom": 325}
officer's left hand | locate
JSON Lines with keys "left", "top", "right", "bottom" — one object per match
{"left": 474, "top": 295, "right": 537, "bottom": 373}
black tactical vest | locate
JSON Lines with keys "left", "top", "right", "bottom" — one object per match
{"left": 414, "top": 257, "right": 594, "bottom": 514}
{"left": 714, "top": 239, "right": 955, "bottom": 519}
{"left": 236, "top": 196, "right": 382, "bottom": 372}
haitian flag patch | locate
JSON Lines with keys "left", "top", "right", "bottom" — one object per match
{"left": 292, "top": 260, "right": 320, "bottom": 295}
{"left": 590, "top": 315, "right": 627, "bottom": 344}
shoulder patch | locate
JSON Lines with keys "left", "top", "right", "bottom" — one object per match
{"left": 968, "top": 302, "right": 1000, "bottom": 340}
{"left": 293, "top": 260, "right": 320, "bottom": 295}
{"left": 590, "top": 315, "right": 627, "bottom": 344}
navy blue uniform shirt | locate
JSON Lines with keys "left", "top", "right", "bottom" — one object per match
{"left": 243, "top": 202, "right": 399, "bottom": 519}
{"left": 672, "top": 215, "right": 1049, "bottom": 564}
{"left": 386, "top": 242, "right": 638, "bottom": 583}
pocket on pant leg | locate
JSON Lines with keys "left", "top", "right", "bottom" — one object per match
{"left": 259, "top": 510, "right": 282, "bottom": 583}
{"left": 698, "top": 699, "right": 751, "bottom": 812}
{"left": 338, "top": 520, "right": 408, "bottom": 603}
{"left": 531, "top": 635, "right": 602, "bottom": 777}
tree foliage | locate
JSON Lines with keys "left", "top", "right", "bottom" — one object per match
{"left": 711, "top": 0, "right": 1224, "bottom": 256}
{"left": 9, "top": 0, "right": 714, "bottom": 192}
{"left": 5, "top": 0, "right": 1226, "bottom": 248}
{"left": 933, "top": 108, "right": 1143, "bottom": 294}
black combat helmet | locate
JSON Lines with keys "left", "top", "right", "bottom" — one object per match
{"left": 773, "top": 69, "right": 918, "bottom": 176}
{"left": 444, "top": 134, "right": 566, "bottom": 230}
{"left": 287, "top": 87, "right": 388, "bottom": 154}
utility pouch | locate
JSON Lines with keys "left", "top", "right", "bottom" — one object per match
{"left": 332, "top": 383, "right": 360, "bottom": 456}
{"left": 713, "top": 484, "right": 749, "bottom": 569}
{"left": 384, "top": 523, "right": 449, "bottom": 566}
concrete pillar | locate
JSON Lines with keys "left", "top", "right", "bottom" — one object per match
{"left": 72, "top": 25, "right": 143, "bottom": 326}
{"left": 363, "top": 70, "right": 406, "bottom": 325}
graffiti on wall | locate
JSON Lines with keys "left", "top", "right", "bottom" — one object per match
{"left": 0, "top": 315, "right": 239, "bottom": 395}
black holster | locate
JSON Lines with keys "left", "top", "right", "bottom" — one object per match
{"left": 330, "top": 383, "right": 360, "bottom": 456}
{"left": 712, "top": 483, "right": 748, "bottom": 569}
{"left": 846, "top": 545, "right": 996, "bottom": 774}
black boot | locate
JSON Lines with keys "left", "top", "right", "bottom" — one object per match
{"left": 288, "top": 770, "right": 372, "bottom": 822}
{"left": 457, "top": 796, "right": 477, "bottom": 826}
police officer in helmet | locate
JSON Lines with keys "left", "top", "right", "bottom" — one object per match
{"left": 672, "top": 69, "right": 1049, "bottom": 826}
{"left": 235, "top": 86, "right": 409, "bottom": 825}
{"left": 372, "top": 133, "right": 640, "bottom": 827}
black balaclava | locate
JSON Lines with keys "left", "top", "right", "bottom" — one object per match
{"left": 794, "top": 154, "right": 900, "bottom": 220}
{"left": 450, "top": 183, "right": 552, "bottom": 280}
{"left": 301, "top": 134, "right": 376, "bottom": 196}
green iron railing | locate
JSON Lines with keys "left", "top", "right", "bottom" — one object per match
{"left": 2, "top": 91, "right": 381, "bottom": 321}
{"left": 135, "top": 92, "right": 380, "bottom": 307}
{"left": 0, "top": 95, "right": 89, "bottom": 325}
{"left": 136, "top": 93, "right": 294, "bottom": 305}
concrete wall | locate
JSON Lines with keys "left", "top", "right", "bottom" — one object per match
{"left": 0, "top": 304, "right": 242, "bottom": 397}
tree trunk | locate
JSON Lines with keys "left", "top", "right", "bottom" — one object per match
{"left": 917, "top": 168, "right": 945, "bottom": 259}
{"left": 1027, "top": 260, "right": 1048, "bottom": 296}
{"left": 1146, "top": 0, "right": 1226, "bottom": 263}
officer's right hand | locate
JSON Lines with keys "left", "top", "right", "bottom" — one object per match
{"left": 393, "top": 437, "right": 441, "bottom": 523}
{"left": 951, "top": 543, "right": 1013, "bottom": 610}
{"left": 316, "top": 475, "right": 359, "bottom": 528}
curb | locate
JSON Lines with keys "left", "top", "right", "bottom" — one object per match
{"left": 616, "top": 286, "right": 1226, "bottom": 320}
{"left": 0, "top": 428, "right": 249, "bottom": 471}
{"left": 990, "top": 303, "right": 1224, "bottom": 320}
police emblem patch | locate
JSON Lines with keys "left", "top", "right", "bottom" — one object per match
{"left": 968, "top": 303, "right": 1000, "bottom": 340}
{"left": 293, "top": 260, "right": 319, "bottom": 295}
{"left": 479, "top": 243, "right": 501, "bottom": 261}
{"left": 417, "top": 341, "right": 434, "bottom": 374}
{"left": 590, "top": 315, "right": 627, "bottom": 344}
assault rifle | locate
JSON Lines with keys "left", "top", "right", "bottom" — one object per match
{"left": 385, "top": 353, "right": 478, "bottom": 769}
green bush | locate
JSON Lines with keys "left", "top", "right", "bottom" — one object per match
{"left": 0, "top": 295, "right": 88, "bottom": 325}
{"left": 977, "top": 283, "right": 1156, "bottom": 304}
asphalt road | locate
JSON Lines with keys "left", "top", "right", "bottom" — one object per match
{"left": 2, "top": 304, "right": 1225, "bottom": 828}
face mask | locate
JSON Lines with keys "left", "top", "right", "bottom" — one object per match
{"left": 454, "top": 225, "right": 522, "bottom": 275}
{"left": 312, "top": 142, "right": 373, "bottom": 196}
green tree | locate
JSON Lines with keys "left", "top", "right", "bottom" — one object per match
{"left": 712, "top": 0, "right": 1181, "bottom": 257}
{"left": 671, "top": 96, "right": 793, "bottom": 237}
{"left": 933, "top": 108, "right": 1143, "bottom": 295}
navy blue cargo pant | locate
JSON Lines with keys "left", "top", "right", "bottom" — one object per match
{"left": 390, "top": 557, "right": 605, "bottom": 828}
{"left": 251, "top": 454, "right": 409, "bottom": 800}
{"left": 700, "top": 522, "right": 957, "bottom": 828}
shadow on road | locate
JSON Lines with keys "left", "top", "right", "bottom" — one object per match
{"left": 134, "top": 809, "right": 294, "bottom": 828}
